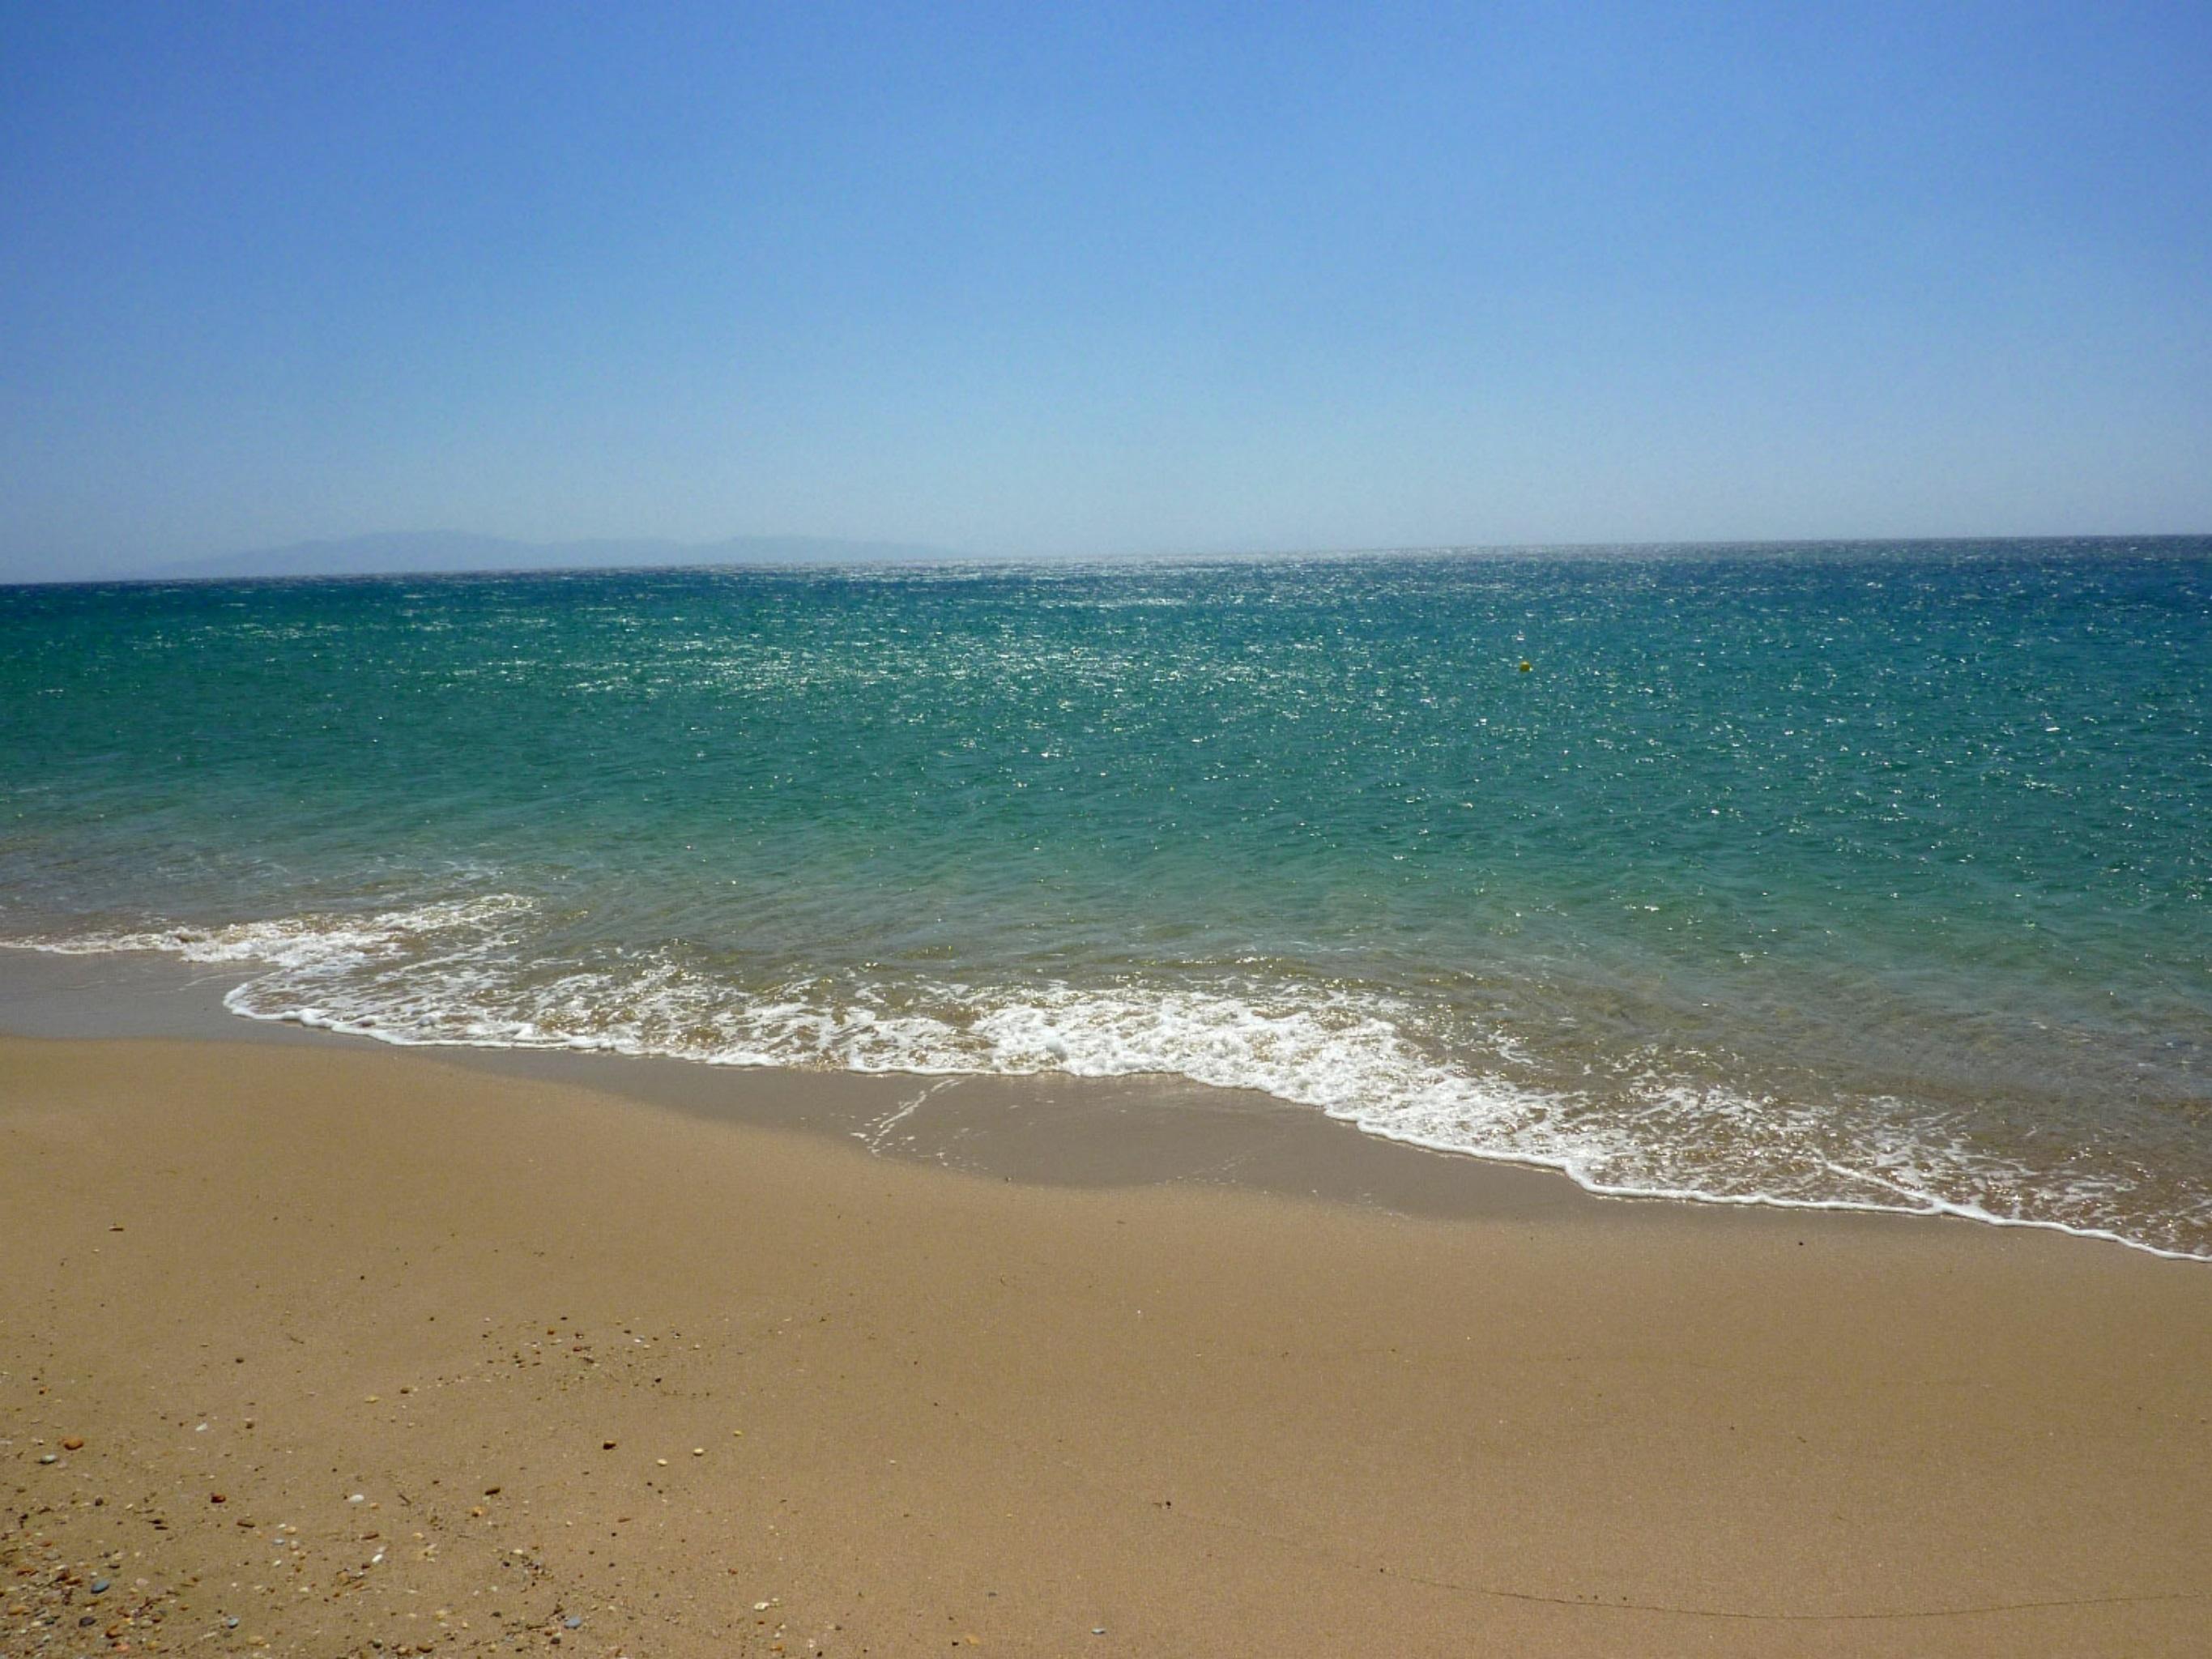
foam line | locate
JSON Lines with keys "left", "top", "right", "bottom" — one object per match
{"left": 5, "top": 906, "right": 2205, "bottom": 1265}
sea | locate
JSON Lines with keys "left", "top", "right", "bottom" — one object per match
{"left": 2, "top": 540, "right": 2206, "bottom": 1257}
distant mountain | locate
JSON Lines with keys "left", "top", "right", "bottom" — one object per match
{"left": 150, "top": 531, "right": 958, "bottom": 580}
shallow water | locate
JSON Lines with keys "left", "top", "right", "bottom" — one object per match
{"left": 3, "top": 542, "right": 2206, "bottom": 1254}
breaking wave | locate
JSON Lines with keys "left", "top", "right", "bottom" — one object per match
{"left": 8, "top": 895, "right": 2206, "bottom": 1262}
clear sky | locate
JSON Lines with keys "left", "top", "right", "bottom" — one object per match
{"left": 2, "top": 2, "right": 2208, "bottom": 578}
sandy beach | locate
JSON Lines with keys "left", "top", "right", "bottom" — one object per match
{"left": 4, "top": 1029, "right": 2209, "bottom": 1658}
{"left": 9, "top": 4, "right": 2209, "bottom": 1654}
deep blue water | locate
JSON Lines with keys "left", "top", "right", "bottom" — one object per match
{"left": 3, "top": 541, "right": 2206, "bottom": 1254}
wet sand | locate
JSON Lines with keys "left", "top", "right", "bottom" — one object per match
{"left": 4, "top": 1027, "right": 2210, "bottom": 1658}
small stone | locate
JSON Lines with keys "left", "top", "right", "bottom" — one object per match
{"left": 601, "top": 1441, "right": 616, "bottom": 1451}
{"left": 691, "top": 1448, "right": 704, "bottom": 1457}
{"left": 564, "top": 1615, "right": 582, "bottom": 1630}
{"left": 224, "top": 1617, "right": 241, "bottom": 1629}
{"left": 91, "top": 1578, "right": 111, "bottom": 1594}
{"left": 482, "top": 1486, "right": 501, "bottom": 1496}
{"left": 654, "top": 1458, "right": 667, "bottom": 1467}
{"left": 37, "top": 1453, "right": 58, "bottom": 1465}
{"left": 62, "top": 1437, "right": 86, "bottom": 1451}
{"left": 209, "top": 1493, "right": 226, "bottom": 1503}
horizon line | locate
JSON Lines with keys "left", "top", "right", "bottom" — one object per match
{"left": 6, "top": 530, "right": 2210, "bottom": 589}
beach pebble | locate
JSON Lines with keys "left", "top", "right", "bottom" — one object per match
{"left": 62, "top": 1436, "right": 85, "bottom": 1450}
{"left": 224, "top": 1616, "right": 241, "bottom": 1629}
{"left": 92, "top": 1578, "right": 111, "bottom": 1594}
{"left": 37, "top": 1453, "right": 58, "bottom": 1465}
{"left": 564, "top": 1615, "right": 582, "bottom": 1629}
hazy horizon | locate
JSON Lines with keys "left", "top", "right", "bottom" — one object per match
{"left": 5, "top": 3, "right": 2209, "bottom": 582}
{"left": 6, "top": 527, "right": 2208, "bottom": 588}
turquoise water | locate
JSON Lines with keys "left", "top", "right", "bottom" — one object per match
{"left": 2, "top": 543, "right": 2206, "bottom": 1254}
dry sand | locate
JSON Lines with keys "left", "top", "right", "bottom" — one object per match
{"left": 3, "top": 1034, "right": 2209, "bottom": 1657}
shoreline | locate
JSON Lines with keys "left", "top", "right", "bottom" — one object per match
{"left": 2, "top": 942, "right": 2197, "bottom": 1260}
{"left": 5, "top": 1026, "right": 2210, "bottom": 1656}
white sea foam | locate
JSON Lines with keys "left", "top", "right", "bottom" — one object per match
{"left": 18, "top": 896, "right": 538, "bottom": 969}
{"left": 6, "top": 899, "right": 2205, "bottom": 1262}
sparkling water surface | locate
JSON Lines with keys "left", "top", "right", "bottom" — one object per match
{"left": 3, "top": 543, "right": 2206, "bottom": 1254}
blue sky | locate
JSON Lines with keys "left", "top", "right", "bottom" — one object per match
{"left": 2, "top": 2, "right": 2208, "bottom": 576}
